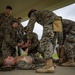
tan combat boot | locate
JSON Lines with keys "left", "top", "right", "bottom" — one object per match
{"left": 62, "top": 58, "right": 75, "bottom": 67}
{"left": 36, "top": 59, "right": 55, "bottom": 73}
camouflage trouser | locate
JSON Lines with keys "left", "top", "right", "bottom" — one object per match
{"left": 1, "top": 41, "right": 16, "bottom": 59}
{"left": 38, "top": 24, "right": 54, "bottom": 59}
{"left": 64, "top": 42, "right": 75, "bottom": 59}
{"left": 64, "top": 35, "right": 75, "bottom": 59}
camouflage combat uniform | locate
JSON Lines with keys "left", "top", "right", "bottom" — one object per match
{"left": 0, "top": 12, "right": 14, "bottom": 58}
{"left": 17, "top": 20, "right": 24, "bottom": 43}
{"left": 27, "top": 10, "right": 59, "bottom": 59}
{"left": 60, "top": 19, "right": 75, "bottom": 66}
{"left": 1, "top": 25, "right": 19, "bottom": 59}
{"left": 23, "top": 32, "right": 40, "bottom": 57}
{"left": 56, "top": 19, "right": 75, "bottom": 64}
{"left": 62, "top": 19, "right": 75, "bottom": 59}
{"left": 17, "top": 20, "right": 24, "bottom": 56}
{"left": 16, "top": 57, "right": 46, "bottom": 70}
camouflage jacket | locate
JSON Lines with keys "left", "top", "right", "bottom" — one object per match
{"left": 62, "top": 19, "right": 75, "bottom": 34}
{"left": 3, "top": 25, "right": 19, "bottom": 48}
{"left": 27, "top": 10, "right": 63, "bottom": 45}
{"left": 23, "top": 32, "right": 39, "bottom": 51}
{"left": 0, "top": 12, "right": 14, "bottom": 29}
{"left": 17, "top": 24, "right": 24, "bottom": 43}
{"left": 27, "top": 10, "right": 57, "bottom": 32}
{"left": 62, "top": 19, "right": 75, "bottom": 44}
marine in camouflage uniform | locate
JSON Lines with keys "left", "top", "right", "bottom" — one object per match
{"left": 0, "top": 6, "right": 14, "bottom": 59}
{"left": 56, "top": 19, "right": 75, "bottom": 65}
{"left": 15, "top": 56, "right": 46, "bottom": 70}
{"left": 26, "top": 9, "right": 62, "bottom": 73}
{"left": 23, "top": 26, "right": 41, "bottom": 57}
{"left": 61, "top": 19, "right": 75, "bottom": 67}
{"left": 1, "top": 20, "right": 21, "bottom": 59}
{"left": 55, "top": 19, "right": 72, "bottom": 64}
{"left": 16, "top": 59, "right": 46, "bottom": 70}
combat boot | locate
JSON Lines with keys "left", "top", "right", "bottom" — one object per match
{"left": 62, "top": 58, "right": 75, "bottom": 67}
{"left": 36, "top": 59, "right": 55, "bottom": 73}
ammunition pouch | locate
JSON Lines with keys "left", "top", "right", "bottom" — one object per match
{"left": 53, "top": 17, "right": 62, "bottom": 32}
